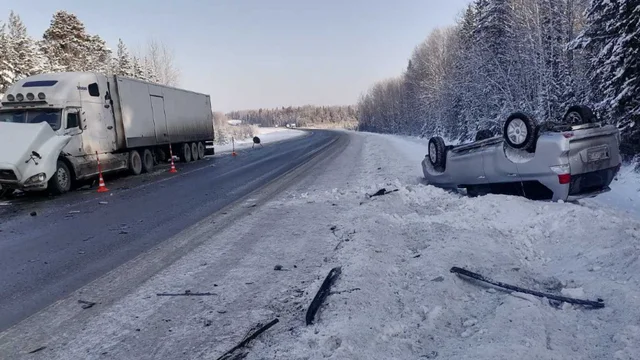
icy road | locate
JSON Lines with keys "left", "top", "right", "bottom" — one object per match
{"left": 1, "top": 130, "right": 640, "bottom": 360}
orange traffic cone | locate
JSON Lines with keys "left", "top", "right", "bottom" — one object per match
{"left": 95, "top": 151, "right": 109, "bottom": 193}
{"left": 168, "top": 144, "right": 178, "bottom": 173}
{"left": 231, "top": 137, "right": 237, "bottom": 157}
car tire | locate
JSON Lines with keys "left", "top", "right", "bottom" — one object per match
{"left": 48, "top": 160, "right": 72, "bottom": 195}
{"left": 563, "top": 105, "right": 597, "bottom": 124}
{"left": 142, "top": 149, "right": 154, "bottom": 173}
{"left": 129, "top": 150, "right": 143, "bottom": 175}
{"left": 428, "top": 136, "right": 447, "bottom": 171}
{"left": 503, "top": 112, "right": 538, "bottom": 152}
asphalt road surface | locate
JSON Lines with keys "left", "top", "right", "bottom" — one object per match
{"left": 0, "top": 129, "right": 343, "bottom": 332}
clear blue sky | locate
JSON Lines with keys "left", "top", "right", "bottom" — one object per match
{"left": 1, "top": 0, "right": 472, "bottom": 112}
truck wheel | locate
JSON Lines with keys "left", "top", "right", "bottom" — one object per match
{"left": 129, "top": 150, "right": 143, "bottom": 175}
{"left": 503, "top": 112, "right": 538, "bottom": 152}
{"left": 563, "top": 105, "right": 597, "bottom": 124}
{"left": 142, "top": 149, "right": 154, "bottom": 173}
{"left": 198, "top": 142, "right": 206, "bottom": 159}
{"left": 191, "top": 142, "right": 199, "bottom": 161}
{"left": 181, "top": 143, "right": 192, "bottom": 163}
{"left": 48, "top": 160, "right": 72, "bottom": 195}
{"left": 428, "top": 136, "right": 447, "bottom": 171}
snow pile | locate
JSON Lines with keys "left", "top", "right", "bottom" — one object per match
{"left": 214, "top": 127, "right": 306, "bottom": 153}
{"left": 586, "top": 164, "right": 640, "bottom": 219}
{"left": 245, "top": 132, "right": 640, "bottom": 360}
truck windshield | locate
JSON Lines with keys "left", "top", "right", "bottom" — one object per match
{"left": 0, "top": 109, "right": 62, "bottom": 130}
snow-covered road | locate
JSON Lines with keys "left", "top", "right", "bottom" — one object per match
{"left": 2, "top": 131, "right": 639, "bottom": 360}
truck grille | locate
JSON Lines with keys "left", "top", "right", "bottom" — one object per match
{"left": 0, "top": 169, "right": 18, "bottom": 181}
{"left": 568, "top": 165, "right": 619, "bottom": 196}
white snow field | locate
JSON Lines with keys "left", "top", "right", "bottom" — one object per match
{"left": 214, "top": 127, "right": 306, "bottom": 153}
{"left": 3, "top": 131, "right": 640, "bottom": 360}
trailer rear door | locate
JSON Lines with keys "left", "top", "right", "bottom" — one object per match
{"left": 150, "top": 95, "right": 169, "bottom": 143}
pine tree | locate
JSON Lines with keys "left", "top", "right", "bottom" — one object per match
{"left": 0, "top": 21, "right": 16, "bottom": 95}
{"left": 41, "top": 11, "right": 93, "bottom": 72}
{"left": 473, "top": 0, "right": 514, "bottom": 120}
{"left": 131, "top": 55, "right": 145, "bottom": 80}
{"left": 86, "top": 34, "right": 111, "bottom": 73}
{"left": 143, "top": 56, "right": 158, "bottom": 83}
{"left": 7, "top": 11, "right": 43, "bottom": 79}
{"left": 571, "top": 0, "right": 620, "bottom": 117}
{"left": 115, "top": 38, "right": 133, "bottom": 77}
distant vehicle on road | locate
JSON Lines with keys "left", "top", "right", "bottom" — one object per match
{"left": 422, "top": 105, "right": 621, "bottom": 202}
{"left": 0, "top": 72, "right": 215, "bottom": 197}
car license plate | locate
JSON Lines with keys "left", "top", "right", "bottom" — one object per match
{"left": 587, "top": 146, "right": 609, "bottom": 162}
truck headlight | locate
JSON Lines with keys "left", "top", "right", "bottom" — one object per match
{"left": 24, "top": 173, "right": 47, "bottom": 185}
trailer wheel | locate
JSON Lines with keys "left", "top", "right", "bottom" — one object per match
{"left": 503, "top": 112, "right": 538, "bottom": 152}
{"left": 142, "top": 149, "right": 154, "bottom": 173}
{"left": 191, "top": 142, "right": 199, "bottom": 161}
{"left": 155, "top": 148, "right": 167, "bottom": 163}
{"left": 48, "top": 160, "right": 72, "bottom": 195}
{"left": 197, "top": 142, "right": 206, "bottom": 159}
{"left": 129, "top": 150, "right": 143, "bottom": 175}
{"left": 181, "top": 143, "right": 192, "bottom": 163}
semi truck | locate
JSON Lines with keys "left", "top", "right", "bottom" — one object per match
{"left": 0, "top": 72, "right": 214, "bottom": 196}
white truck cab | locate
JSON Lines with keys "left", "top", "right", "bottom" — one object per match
{"left": 0, "top": 72, "right": 214, "bottom": 196}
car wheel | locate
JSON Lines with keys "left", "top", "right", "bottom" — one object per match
{"left": 503, "top": 112, "right": 538, "bottom": 152}
{"left": 563, "top": 105, "right": 597, "bottom": 125}
{"left": 428, "top": 136, "right": 447, "bottom": 171}
{"left": 48, "top": 160, "right": 73, "bottom": 195}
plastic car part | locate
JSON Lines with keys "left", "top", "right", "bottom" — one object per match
{"left": 428, "top": 136, "right": 447, "bottom": 171}
{"left": 563, "top": 105, "right": 597, "bottom": 124}
{"left": 503, "top": 112, "right": 538, "bottom": 152}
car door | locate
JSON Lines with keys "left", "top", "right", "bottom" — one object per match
{"left": 60, "top": 108, "right": 84, "bottom": 157}
{"left": 447, "top": 144, "right": 489, "bottom": 185}
{"left": 482, "top": 139, "right": 522, "bottom": 185}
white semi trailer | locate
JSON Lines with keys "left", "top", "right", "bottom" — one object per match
{"left": 0, "top": 72, "right": 214, "bottom": 196}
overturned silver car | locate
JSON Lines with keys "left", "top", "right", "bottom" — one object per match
{"left": 422, "top": 105, "right": 621, "bottom": 202}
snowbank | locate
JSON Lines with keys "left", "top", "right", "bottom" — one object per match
{"left": 214, "top": 127, "right": 307, "bottom": 153}
{"left": 243, "top": 132, "right": 640, "bottom": 360}
{"left": 586, "top": 165, "right": 640, "bottom": 219}
{"left": 7, "top": 131, "right": 640, "bottom": 360}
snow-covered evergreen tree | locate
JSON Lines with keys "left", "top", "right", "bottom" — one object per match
{"left": 86, "top": 34, "right": 111, "bottom": 73}
{"left": 131, "top": 55, "right": 145, "bottom": 80}
{"left": 143, "top": 55, "right": 159, "bottom": 83}
{"left": 7, "top": 11, "right": 44, "bottom": 79}
{"left": 0, "top": 21, "right": 16, "bottom": 95}
{"left": 41, "top": 11, "right": 98, "bottom": 72}
{"left": 115, "top": 38, "right": 133, "bottom": 77}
